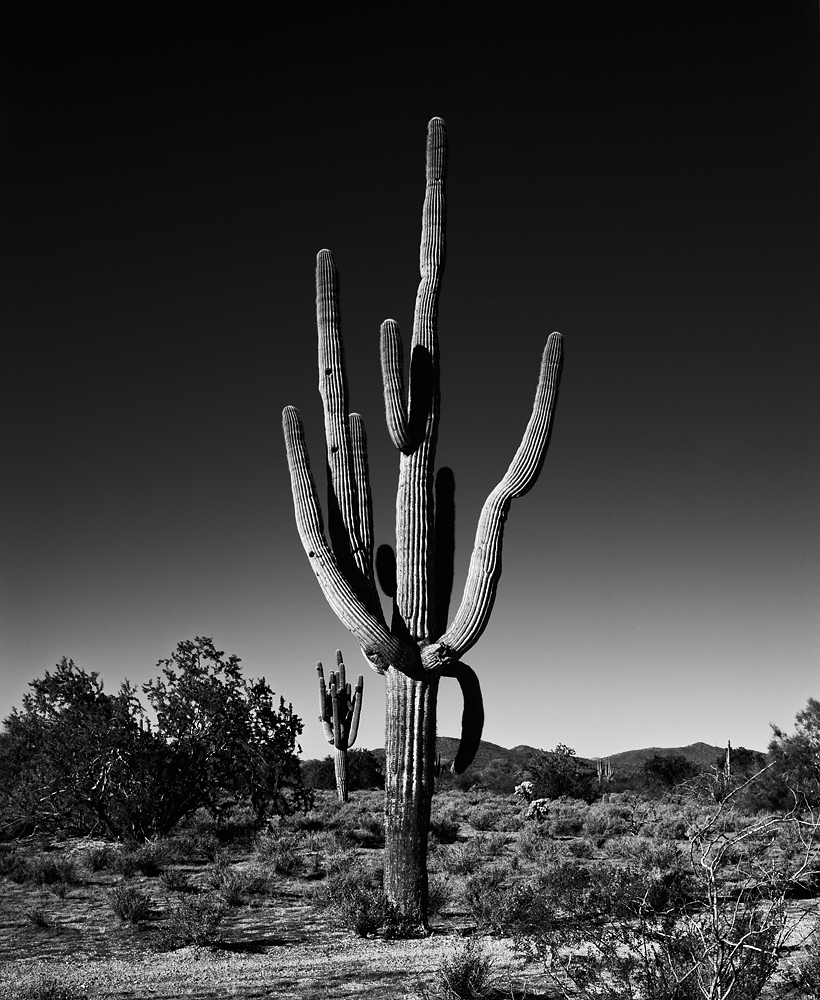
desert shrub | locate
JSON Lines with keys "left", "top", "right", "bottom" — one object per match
{"left": 464, "top": 865, "right": 511, "bottom": 931}
{"left": 159, "top": 868, "right": 191, "bottom": 893}
{"left": 434, "top": 937, "right": 498, "bottom": 999}
{"left": 317, "top": 860, "right": 390, "bottom": 936}
{"left": 516, "top": 824, "right": 560, "bottom": 864}
{"left": 117, "top": 839, "right": 173, "bottom": 876}
{"left": 159, "top": 893, "right": 227, "bottom": 948}
{"left": 427, "top": 874, "right": 452, "bottom": 916}
{"left": 347, "top": 813, "right": 385, "bottom": 848}
{"left": 467, "top": 805, "right": 499, "bottom": 831}
{"left": 173, "top": 828, "right": 221, "bottom": 862}
{"left": 430, "top": 810, "right": 460, "bottom": 844}
{"left": 583, "top": 801, "right": 633, "bottom": 839}
{"left": 567, "top": 837, "right": 595, "bottom": 858}
{"left": 547, "top": 798, "right": 588, "bottom": 837}
{"left": 254, "top": 829, "right": 301, "bottom": 875}
{"left": 781, "top": 921, "right": 820, "bottom": 997}
{"left": 81, "top": 844, "right": 117, "bottom": 871}
{"left": 0, "top": 972, "right": 89, "bottom": 1000}
{"left": 442, "top": 840, "right": 486, "bottom": 876}
{"left": 26, "top": 854, "right": 79, "bottom": 886}
{"left": 479, "top": 833, "right": 508, "bottom": 859}
{"left": 24, "top": 906, "right": 50, "bottom": 929}
{"left": 108, "top": 882, "right": 152, "bottom": 923}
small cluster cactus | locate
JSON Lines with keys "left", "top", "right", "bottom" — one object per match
{"left": 514, "top": 780, "right": 535, "bottom": 802}
{"left": 596, "top": 757, "right": 613, "bottom": 786}
{"left": 527, "top": 798, "right": 551, "bottom": 821}
{"left": 316, "top": 650, "right": 363, "bottom": 802}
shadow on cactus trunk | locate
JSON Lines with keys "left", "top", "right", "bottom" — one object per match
{"left": 283, "top": 117, "right": 564, "bottom": 928}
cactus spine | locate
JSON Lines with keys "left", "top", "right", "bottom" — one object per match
{"left": 283, "top": 118, "right": 564, "bottom": 926}
{"left": 316, "top": 650, "right": 363, "bottom": 802}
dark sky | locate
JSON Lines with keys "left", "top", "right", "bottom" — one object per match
{"left": 2, "top": 3, "right": 818, "bottom": 761}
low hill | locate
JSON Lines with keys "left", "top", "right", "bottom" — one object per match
{"left": 316, "top": 738, "right": 747, "bottom": 778}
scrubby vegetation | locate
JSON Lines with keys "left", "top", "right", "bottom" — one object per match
{"left": 0, "top": 693, "right": 817, "bottom": 997}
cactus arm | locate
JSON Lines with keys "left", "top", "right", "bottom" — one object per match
{"left": 317, "top": 661, "right": 327, "bottom": 717}
{"left": 441, "top": 661, "right": 484, "bottom": 774}
{"left": 316, "top": 250, "right": 373, "bottom": 604}
{"left": 395, "top": 117, "right": 446, "bottom": 643}
{"left": 336, "top": 649, "right": 346, "bottom": 694}
{"left": 438, "top": 332, "right": 564, "bottom": 658}
{"left": 330, "top": 675, "right": 343, "bottom": 749}
{"left": 349, "top": 414, "right": 382, "bottom": 617}
{"left": 349, "top": 675, "right": 364, "bottom": 747}
{"left": 380, "top": 320, "right": 411, "bottom": 453}
{"left": 283, "top": 405, "right": 414, "bottom": 674}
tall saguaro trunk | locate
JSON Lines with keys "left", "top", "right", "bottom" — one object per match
{"left": 383, "top": 669, "right": 438, "bottom": 922}
{"left": 283, "top": 118, "right": 564, "bottom": 928}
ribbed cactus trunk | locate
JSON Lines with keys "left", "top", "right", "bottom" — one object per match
{"left": 283, "top": 117, "right": 564, "bottom": 928}
{"left": 383, "top": 670, "right": 438, "bottom": 921}
{"left": 333, "top": 747, "right": 348, "bottom": 802}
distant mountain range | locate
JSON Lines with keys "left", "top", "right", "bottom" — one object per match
{"left": 357, "top": 737, "right": 760, "bottom": 777}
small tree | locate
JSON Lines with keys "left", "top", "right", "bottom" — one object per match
{"left": 527, "top": 744, "right": 596, "bottom": 802}
{"left": 642, "top": 752, "right": 699, "bottom": 791}
{"left": 0, "top": 658, "right": 190, "bottom": 838}
{"left": 144, "top": 637, "right": 306, "bottom": 823}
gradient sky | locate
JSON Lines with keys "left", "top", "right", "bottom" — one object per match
{"left": 2, "top": 4, "right": 818, "bottom": 765}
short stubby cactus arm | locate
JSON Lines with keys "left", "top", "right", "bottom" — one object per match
{"left": 283, "top": 405, "right": 412, "bottom": 674}
{"left": 316, "top": 250, "right": 381, "bottom": 616}
{"left": 440, "top": 660, "right": 484, "bottom": 774}
{"left": 438, "top": 332, "right": 564, "bottom": 658}
{"left": 394, "top": 117, "right": 447, "bottom": 644}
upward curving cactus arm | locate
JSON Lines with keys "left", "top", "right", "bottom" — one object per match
{"left": 380, "top": 320, "right": 411, "bottom": 453}
{"left": 283, "top": 406, "right": 411, "bottom": 674}
{"left": 394, "top": 117, "right": 446, "bottom": 642}
{"left": 437, "top": 332, "right": 564, "bottom": 658}
{"left": 316, "top": 250, "right": 379, "bottom": 612}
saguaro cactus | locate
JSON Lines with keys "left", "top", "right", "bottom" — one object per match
{"left": 317, "top": 649, "right": 363, "bottom": 802}
{"left": 283, "top": 117, "right": 564, "bottom": 925}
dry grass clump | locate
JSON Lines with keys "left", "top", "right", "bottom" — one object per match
{"left": 107, "top": 882, "right": 152, "bottom": 923}
{"left": 158, "top": 893, "right": 227, "bottom": 949}
{"left": 433, "top": 937, "right": 499, "bottom": 999}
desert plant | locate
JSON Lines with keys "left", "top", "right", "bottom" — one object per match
{"left": 316, "top": 650, "right": 363, "bottom": 802}
{"left": 282, "top": 117, "right": 564, "bottom": 926}
{"left": 26, "top": 854, "right": 79, "bottom": 887}
{"left": 434, "top": 938, "right": 498, "bottom": 999}
{"left": 81, "top": 844, "right": 116, "bottom": 871}
{"left": 254, "top": 829, "right": 302, "bottom": 875}
{"left": 0, "top": 972, "right": 89, "bottom": 1000}
{"left": 23, "top": 906, "right": 50, "bottom": 929}
{"left": 160, "top": 893, "right": 227, "bottom": 948}
{"left": 317, "top": 858, "right": 392, "bottom": 936}
{"left": 108, "top": 882, "right": 152, "bottom": 923}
